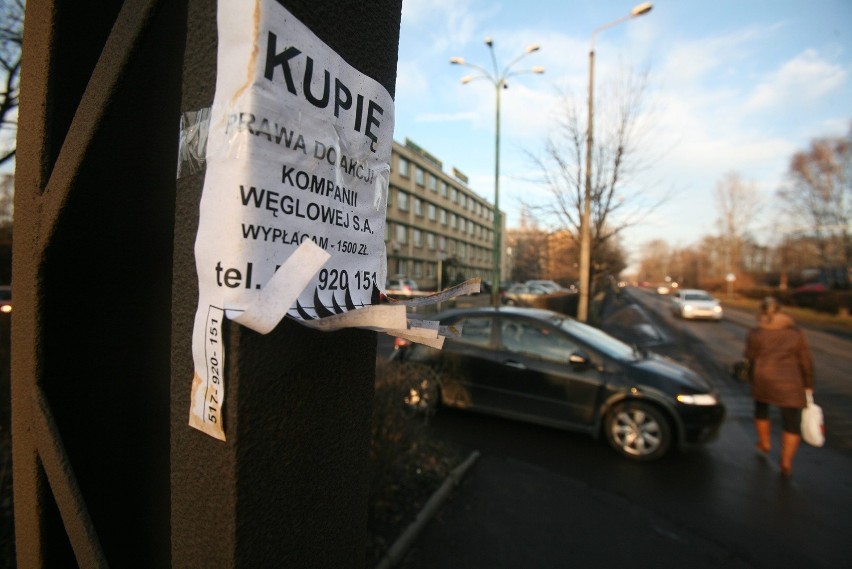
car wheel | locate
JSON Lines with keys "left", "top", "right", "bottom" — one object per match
{"left": 604, "top": 400, "right": 672, "bottom": 461}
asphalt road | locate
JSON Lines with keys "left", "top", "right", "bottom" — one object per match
{"left": 380, "top": 288, "right": 852, "bottom": 569}
{"left": 633, "top": 287, "right": 852, "bottom": 454}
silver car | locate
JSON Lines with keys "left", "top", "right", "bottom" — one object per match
{"left": 671, "top": 289, "right": 723, "bottom": 321}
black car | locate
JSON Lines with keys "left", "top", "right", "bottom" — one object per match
{"left": 393, "top": 306, "right": 725, "bottom": 461}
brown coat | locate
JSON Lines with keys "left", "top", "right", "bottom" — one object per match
{"left": 745, "top": 312, "right": 814, "bottom": 409}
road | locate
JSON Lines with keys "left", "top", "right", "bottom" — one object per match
{"left": 380, "top": 288, "right": 852, "bottom": 568}
{"left": 633, "top": 287, "right": 852, "bottom": 453}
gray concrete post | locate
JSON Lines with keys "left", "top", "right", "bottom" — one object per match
{"left": 171, "top": 1, "right": 401, "bottom": 567}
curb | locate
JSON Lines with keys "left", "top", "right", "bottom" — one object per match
{"left": 373, "top": 450, "right": 481, "bottom": 569}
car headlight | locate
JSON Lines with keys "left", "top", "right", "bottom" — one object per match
{"left": 713, "top": 306, "right": 722, "bottom": 313}
{"left": 683, "top": 305, "right": 693, "bottom": 312}
{"left": 677, "top": 393, "right": 718, "bottom": 406}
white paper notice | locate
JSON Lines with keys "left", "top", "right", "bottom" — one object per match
{"left": 188, "top": 0, "right": 394, "bottom": 440}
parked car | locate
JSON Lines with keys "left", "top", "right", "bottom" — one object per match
{"left": 385, "top": 277, "right": 419, "bottom": 293}
{"left": 392, "top": 306, "right": 725, "bottom": 461}
{"left": 501, "top": 283, "right": 549, "bottom": 306}
{"left": 481, "top": 280, "right": 515, "bottom": 296}
{"left": 0, "top": 285, "right": 10, "bottom": 314}
{"left": 671, "top": 289, "right": 723, "bottom": 321}
{"left": 524, "top": 279, "right": 565, "bottom": 293}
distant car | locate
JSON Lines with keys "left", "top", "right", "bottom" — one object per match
{"left": 671, "top": 289, "right": 723, "bottom": 321}
{"left": 385, "top": 277, "right": 419, "bottom": 293}
{"left": 525, "top": 279, "right": 564, "bottom": 293}
{"left": 793, "top": 283, "right": 827, "bottom": 293}
{"left": 481, "top": 280, "right": 515, "bottom": 296}
{"left": 501, "top": 283, "right": 549, "bottom": 306}
{"left": 0, "top": 285, "right": 10, "bottom": 314}
{"left": 392, "top": 306, "right": 725, "bottom": 461}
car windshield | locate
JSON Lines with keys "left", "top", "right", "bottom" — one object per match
{"left": 558, "top": 317, "right": 637, "bottom": 361}
{"left": 685, "top": 292, "right": 712, "bottom": 301}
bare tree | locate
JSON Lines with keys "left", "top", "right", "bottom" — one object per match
{"left": 506, "top": 208, "right": 550, "bottom": 282}
{"left": 636, "top": 239, "right": 671, "bottom": 283}
{"left": 777, "top": 125, "right": 852, "bottom": 268}
{"left": 714, "top": 171, "right": 761, "bottom": 275}
{"left": 528, "top": 66, "right": 666, "bottom": 285}
{"left": 0, "top": 171, "right": 10, "bottom": 221}
{"left": 0, "top": 0, "right": 23, "bottom": 168}
{"left": 0, "top": 173, "right": 9, "bottom": 283}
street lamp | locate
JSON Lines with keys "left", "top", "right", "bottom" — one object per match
{"left": 578, "top": 2, "right": 652, "bottom": 322}
{"left": 451, "top": 38, "right": 544, "bottom": 307}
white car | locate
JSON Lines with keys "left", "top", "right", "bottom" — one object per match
{"left": 671, "top": 289, "right": 723, "bottom": 321}
{"left": 524, "top": 280, "right": 565, "bottom": 293}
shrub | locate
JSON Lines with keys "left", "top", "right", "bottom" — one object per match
{"left": 367, "top": 360, "right": 460, "bottom": 564}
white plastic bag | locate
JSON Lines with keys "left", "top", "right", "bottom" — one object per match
{"left": 801, "top": 391, "right": 825, "bottom": 447}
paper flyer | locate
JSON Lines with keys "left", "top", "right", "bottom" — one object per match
{"left": 188, "top": 0, "right": 395, "bottom": 439}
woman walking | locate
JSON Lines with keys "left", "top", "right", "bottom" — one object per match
{"left": 745, "top": 296, "right": 814, "bottom": 480}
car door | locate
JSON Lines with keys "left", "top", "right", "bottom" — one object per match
{"left": 489, "top": 315, "right": 605, "bottom": 427}
{"left": 436, "top": 314, "right": 507, "bottom": 409}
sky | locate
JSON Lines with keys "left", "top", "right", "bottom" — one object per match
{"left": 392, "top": 0, "right": 852, "bottom": 269}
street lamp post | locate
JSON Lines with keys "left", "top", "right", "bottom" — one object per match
{"left": 451, "top": 39, "right": 544, "bottom": 307}
{"left": 578, "top": 2, "right": 652, "bottom": 322}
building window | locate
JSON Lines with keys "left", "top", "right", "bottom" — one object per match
{"left": 429, "top": 175, "right": 437, "bottom": 192}
{"left": 415, "top": 167, "right": 425, "bottom": 186}
{"left": 398, "top": 157, "right": 410, "bottom": 178}
{"left": 460, "top": 194, "right": 467, "bottom": 208}
{"left": 451, "top": 188, "right": 458, "bottom": 203}
{"left": 426, "top": 262, "right": 434, "bottom": 277}
{"left": 413, "top": 228, "right": 422, "bottom": 247}
{"left": 459, "top": 217, "right": 466, "bottom": 232}
{"left": 440, "top": 181, "right": 448, "bottom": 198}
{"left": 396, "top": 224, "right": 407, "bottom": 244}
{"left": 414, "top": 197, "right": 423, "bottom": 217}
{"left": 413, "top": 261, "right": 423, "bottom": 278}
{"left": 398, "top": 191, "right": 409, "bottom": 212}
{"left": 450, "top": 213, "right": 457, "bottom": 229}
{"left": 427, "top": 232, "right": 435, "bottom": 250}
{"left": 439, "top": 209, "right": 447, "bottom": 225}
{"left": 428, "top": 203, "right": 436, "bottom": 221}
{"left": 387, "top": 187, "right": 392, "bottom": 207}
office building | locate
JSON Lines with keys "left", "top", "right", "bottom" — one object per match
{"left": 385, "top": 138, "right": 503, "bottom": 291}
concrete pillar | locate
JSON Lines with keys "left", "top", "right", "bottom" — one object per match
{"left": 171, "top": 1, "right": 401, "bottom": 567}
